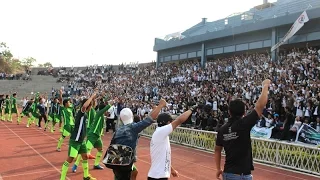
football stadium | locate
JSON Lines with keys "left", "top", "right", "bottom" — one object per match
{"left": 0, "top": 0, "right": 320, "bottom": 179}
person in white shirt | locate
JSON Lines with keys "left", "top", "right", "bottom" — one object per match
{"left": 148, "top": 105, "right": 197, "bottom": 180}
{"left": 22, "top": 97, "right": 28, "bottom": 108}
{"left": 106, "top": 103, "right": 116, "bottom": 133}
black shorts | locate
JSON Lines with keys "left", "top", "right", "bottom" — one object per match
{"left": 148, "top": 178, "right": 168, "bottom": 180}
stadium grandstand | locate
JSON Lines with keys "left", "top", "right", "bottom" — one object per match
{"left": 154, "top": 0, "right": 320, "bottom": 68}
{"left": 1, "top": 0, "right": 320, "bottom": 179}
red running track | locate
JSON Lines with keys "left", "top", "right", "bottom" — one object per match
{"left": 0, "top": 118, "right": 318, "bottom": 180}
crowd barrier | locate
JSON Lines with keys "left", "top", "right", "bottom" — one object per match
{"left": 140, "top": 124, "right": 320, "bottom": 176}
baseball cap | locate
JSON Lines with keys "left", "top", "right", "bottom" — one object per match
{"left": 157, "top": 113, "right": 173, "bottom": 127}
{"left": 120, "top": 108, "right": 133, "bottom": 125}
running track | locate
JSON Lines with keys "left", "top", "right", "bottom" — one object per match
{"left": 0, "top": 119, "right": 318, "bottom": 180}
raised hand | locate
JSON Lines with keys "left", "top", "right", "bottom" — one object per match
{"left": 262, "top": 79, "right": 271, "bottom": 87}
{"left": 159, "top": 98, "right": 167, "bottom": 107}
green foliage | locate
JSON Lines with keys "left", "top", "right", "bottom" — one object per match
{"left": 43, "top": 62, "right": 53, "bottom": 68}
{"left": 0, "top": 42, "right": 38, "bottom": 73}
{"left": 21, "top": 57, "right": 36, "bottom": 67}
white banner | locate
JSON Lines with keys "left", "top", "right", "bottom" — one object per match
{"left": 250, "top": 126, "right": 274, "bottom": 139}
{"left": 295, "top": 124, "right": 320, "bottom": 146}
{"left": 271, "top": 11, "right": 309, "bottom": 52}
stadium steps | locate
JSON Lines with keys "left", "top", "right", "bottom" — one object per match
{"left": 0, "top": 75, "right": 64, "bottom": 98}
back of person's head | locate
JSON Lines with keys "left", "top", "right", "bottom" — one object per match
{"left": 157, "top": 113, "right": 173, "bottom": 127}
{"left": 228, "top": 99, "right": 245, "bottom": 118}
{"left": 120, "top": 108, "right": 133, "bottom": 125}
{"left": 133, "top": 115, "right": 141, "bottom": 123}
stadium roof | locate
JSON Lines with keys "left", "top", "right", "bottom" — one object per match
{"left": 158, "top": 0, "right": 320, "bottom": 41}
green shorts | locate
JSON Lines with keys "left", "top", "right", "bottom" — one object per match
{"left": 32, "top": 112, "right": 39, "bottom": 118}
{"left": 11, "top": 108, "right": 18, "bottom": 114}
{"left": 49, "top": 114, "right": 61, "bottom": 122}
{"left": 62, "top": 125, "right": 74, "bottom": 137}
{"left": 68, "top": 140, "right": 87, "bottom": 158}
{"left": 4, "top": 109, "right": 10, "bottom": 114}
{"left": 86, "top": 133, "right": 103, "bottom": 150}
{"left": 21, "top": 111, "right": 30, "bottom": 117}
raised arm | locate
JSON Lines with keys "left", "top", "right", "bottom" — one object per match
{"left": 59, "top": 89, "right": 63, "bottom": 104}
{"left": 132, "top": 98, "right": 167, "bottom": 133}
{"left": 81, "top": 92, "right": 97, "bottom": 113}
{"left": 171, "top": 105, "right": 197, "bottom": 130}
{"left": 254, "top": 79, "right": 271, "bottom": 117}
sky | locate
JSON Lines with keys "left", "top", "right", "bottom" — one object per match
{"left": 0, "top": 0, "right": 277, "bottom": 67}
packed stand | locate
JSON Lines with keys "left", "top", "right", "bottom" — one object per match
{"left": 49, "top": 44, "right": 320, "bottom": 143}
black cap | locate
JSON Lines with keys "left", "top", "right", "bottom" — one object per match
{"left": 157, "top": 113, "right": 173, "bottom": 127}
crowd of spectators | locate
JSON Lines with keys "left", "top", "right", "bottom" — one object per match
{"left": 51, "top": 43, "right": 320, "bottom": 142}
{"left": 0, "top": 73, "right": 25, "bottom": 80}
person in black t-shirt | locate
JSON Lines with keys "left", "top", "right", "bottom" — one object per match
{"left": 37, "top": 98, "right": 48, "bottom": 130}
{"left": 0, "top": 94, "right": 4, "bottom": 121}
{"left": 215, "top": 79, "right": 270, "bottom": 180}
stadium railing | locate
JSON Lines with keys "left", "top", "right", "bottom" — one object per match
{"left": 141, "top": 124, "right": 320, "bottom": 176}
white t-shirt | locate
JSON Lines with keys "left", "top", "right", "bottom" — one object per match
{"left": 107, "top": 105, "right": 115, "bottom": 119}
{"left": 148, "top": 124, "right": 173, "bottom": 178}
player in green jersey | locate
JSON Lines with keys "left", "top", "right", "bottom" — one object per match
{"left": 85, "top": 101, "right": 97, "bottom": 159}
{"left": 11, "top": 93, "right": 21, "bottom": 124}
{"left": 60, "top": 92, "right": 97, "bottom": 180}
{"left": 57, "top": 91, "right": 75, "bottom": 152}
{"left": 4, "top": 95, "right": 11, "bottom": 121}
{"left": 72, "top": 97, "right": 117, "bottom": 172}
{"left": 27, "top": 92, "right": 41, "bottom": 126}
{"left": 46, "top": 97, "right": 62, "bottom": 133}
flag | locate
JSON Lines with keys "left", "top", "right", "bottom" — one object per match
{"left": 271, "top": 11, "right": 309, "bottom": 52}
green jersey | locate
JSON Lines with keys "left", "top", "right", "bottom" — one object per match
{"left": 11, "top": 97, "right": 17, "bottom": 109}
{"left": 70, "top": 109, "right": 87, "bottom": 142}
{"left": 89, "top": 105, "right": 111, "bottom": 136}
{"left": 5, "top": 99, "right": 11, "bottom": 110}
{"left": 61, "top": 106, "right": 75, "bottom": 126}
{"left": 86, "top": 108, "right": 96, "bottom": 130}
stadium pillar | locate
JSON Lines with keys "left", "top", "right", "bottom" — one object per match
{"left": 271, "top": 28, "right": 277, "bottom": 61}
{"left": 201, "top": 43, "right": 206, "bottom": 68}
{"left": 156, "top": 52, "right": 160, "bottom": 69}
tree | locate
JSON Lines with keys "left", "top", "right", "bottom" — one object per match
{"left": 0, "top": 42, "right": 15, "bottom": 73}
{"left": 43, "top": 62, "right": 53, "bottom": 68}
{"left": 0, "top": 42, "right": 13, "bottom": 62}
{"left": 21, "top": 57, "right": 36, "bottom": 68}
{"left": 38, "top": 64, "right": 44, "bottom": 67}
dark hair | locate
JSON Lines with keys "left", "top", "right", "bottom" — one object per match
{"left": 157, "top": 113, "right": 173, "bottom": 127}
{"left": 13, "top": 93, "right": 17, "bottom": 97}
{"left": 133, "top": 115, "right": 141, "bottom": 123}
{"left": 63, "top": 99, "right": 70, "bottom": 106}
{"left": 228, "top": 99, "right": 245, "bottom": 118}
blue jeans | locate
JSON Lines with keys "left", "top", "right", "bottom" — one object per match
{"left": 223, "top": 173, "right": 252, "bottom": 180}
